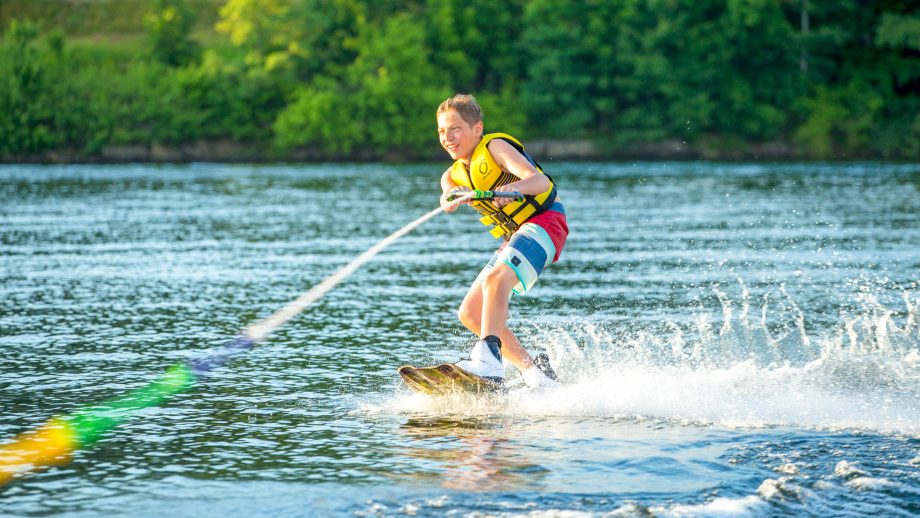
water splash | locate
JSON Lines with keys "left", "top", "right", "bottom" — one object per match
{"left": 385, "top": 279, "right": 920, "bottom": 437}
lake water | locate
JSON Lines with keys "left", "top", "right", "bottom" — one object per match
{"left": 1, "top": 162, "right": 919, "bottom": 517}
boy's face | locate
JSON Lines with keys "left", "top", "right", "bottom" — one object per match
{"left": 437, "top": 109, "right": 483, "bottom": 162}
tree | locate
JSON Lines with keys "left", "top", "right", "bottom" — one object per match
{"left": 144, "top": 0, "right": 200, "bottom": 66}
{"left": 274, "top": 13, "right": 449, "bottom": 155}
{"left": 0, "top": 21, "right": 54, "bottom": 153}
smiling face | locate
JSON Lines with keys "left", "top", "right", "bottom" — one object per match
{"left": 437, "top": 109, "right": 483, "bottom": 164}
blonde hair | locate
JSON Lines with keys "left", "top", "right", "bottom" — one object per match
{"left": 437, "top": 94, "right": 482, "bottom": 126}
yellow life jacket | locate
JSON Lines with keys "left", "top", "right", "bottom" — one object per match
{"left": 449, "top": 133, "right": 557, "bottom": 240}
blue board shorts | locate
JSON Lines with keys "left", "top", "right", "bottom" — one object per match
{"left": 474, "top": 202, "right": 568, "bottom": 295}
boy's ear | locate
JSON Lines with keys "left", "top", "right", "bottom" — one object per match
{"left": 474, "top": 120, "right": 483, "bottom": 136}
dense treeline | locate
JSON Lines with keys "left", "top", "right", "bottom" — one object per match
{"left": 1, "top": 0, "right": 918, "bottom": 161}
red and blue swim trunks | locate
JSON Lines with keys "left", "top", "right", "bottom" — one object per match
{"left": 475, "top": 201, "right": 568, "bottom": 295}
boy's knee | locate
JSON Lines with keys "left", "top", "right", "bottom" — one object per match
{"left": 482, "top": 265, "right": 517, "bottom": 292}
{"left": 458, "top": 304, "right": 480, "bottom": 328}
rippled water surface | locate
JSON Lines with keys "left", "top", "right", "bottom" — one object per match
{"left": 2, "top": 163, "right": 919, "bottom": 517}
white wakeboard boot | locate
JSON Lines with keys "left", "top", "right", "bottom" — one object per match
{"left": 522, "top": 353, "right": 559, "bottom": 389}
{"left": 455, "top": 335, "right": 505, "bottom": 382}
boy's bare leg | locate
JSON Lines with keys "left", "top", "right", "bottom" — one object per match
{"left": 458, "top": 265, "right": 533, "bottom": 371}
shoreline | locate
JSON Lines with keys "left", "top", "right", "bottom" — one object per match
{"left": 0, "top": 138, "right": 906, "bottom": 164}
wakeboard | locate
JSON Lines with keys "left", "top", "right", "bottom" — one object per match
{"left": 397, "top": 363, "right": 503, "bottom": 395}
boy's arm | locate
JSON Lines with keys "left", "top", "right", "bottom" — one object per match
{"left": 439, "top": 168, "right": 468, "bottom": 213}
{"left": 487, "top": 139, "right": 552, "bottom": 204}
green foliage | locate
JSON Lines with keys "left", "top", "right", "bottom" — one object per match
{"left": 0, "top": 21, "right": 285, "bottom": 155}
{"left": 0, "top": 0, "right": 221, "bottom": 35}
{"left": 519, "top": 0, "right": 801, "bottom": 142}
{"left": 95, "top": 57, "right": 285, "bottom": 145}
{"left": 423, "top": 0, "right": 526, "bottom": 93}
{"left": 0, "top": 21, "right": 52, "bottom": 153}
{"left": 876, "top": 12, "right": 920, "bottom": 50}
{"left": 793, "top": 83, "right": 884, "bottom": 157}
{"left": 0, "top": 0, "right": 917, "bottom": 159}
{"left": 874, "top": 96, "right": 920, "bottom": 159}
{"left": 274, "top": 13, "right": 449, "bottom": 155}
{"left": 216, "top": 0, "right": 367, "bottom": 80}
{"left": 477, "top": 87, "right": 528, "bottom": 139}
{"left": 0, "top": 21, "right": 111, "bottom": 154}
{"left": 216, "top": 0, "right": 294, "bottom": 68}
{"left": 520, "top": 1, "right": 604, "bottom": 138}
{"left": 144, "top": 0, "right": 201, "bottom": 66}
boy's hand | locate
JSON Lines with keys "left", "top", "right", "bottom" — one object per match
{"left": 491, "top": 190, "right": 524, "bottom": 207}
{"left": 440, "top": 187, "right": 471, "bottom": 212}
{"left": 492, "top": 195, "right": 512, "bottom": 208}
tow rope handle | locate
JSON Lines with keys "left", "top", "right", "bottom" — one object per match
{"left": 447, "top": 189, "right": 524, "bottom": 202}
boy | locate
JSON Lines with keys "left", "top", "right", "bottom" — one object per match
{"left": 436, "top": 94, "right": 568, "bottom": 389}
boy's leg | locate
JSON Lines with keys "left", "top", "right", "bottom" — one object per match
{"left": 458, "top": 275, "right": 533, "bottom": 371}
{"left": 456, "top": 213, "right": 567, "bottom": 384}
{"left": 457, "top": 281, "right": 484, "bottom": 334}
{"left": 481, "top": 263, "right": 534, "bottom": 370}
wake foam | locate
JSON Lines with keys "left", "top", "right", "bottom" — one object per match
{"left": 377, "top": 280, "right": 920, "bottom": 437}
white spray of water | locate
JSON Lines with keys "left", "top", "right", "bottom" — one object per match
{"left": 387, "top": 281, "right": 920, "bottom": 437}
